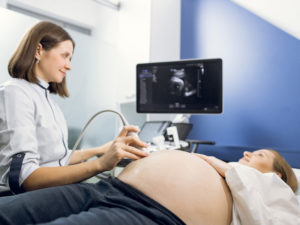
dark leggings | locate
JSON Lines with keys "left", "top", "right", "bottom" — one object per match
{"left": 0, "top": 178, "right": 185, "bottom": 225}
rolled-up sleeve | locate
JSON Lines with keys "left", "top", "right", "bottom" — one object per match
{"left": 0, "top": 84, "right": 40, "bottom": 188}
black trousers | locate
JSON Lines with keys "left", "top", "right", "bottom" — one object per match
{"left": 0, "top": 177, "right": 185, "bottom": 225}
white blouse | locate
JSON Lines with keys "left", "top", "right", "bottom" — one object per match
{"left": 226, "top": 163, "right": 300, "bottom": 225}
{"left": 0, "top": 78, "right": 71, "bottom": 193}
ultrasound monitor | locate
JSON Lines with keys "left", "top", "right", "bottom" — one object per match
{"left": 136, "top": 58, "right": 222, "bottom": 113}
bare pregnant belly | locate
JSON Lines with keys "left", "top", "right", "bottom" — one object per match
{"left": 118, "top": 150, "right": 232, "bottom": 225}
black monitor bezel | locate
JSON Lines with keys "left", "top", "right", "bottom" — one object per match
{"left": 136, "top": 58, "right": 223, "bottom": 114}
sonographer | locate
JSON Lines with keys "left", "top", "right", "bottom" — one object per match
{"left": 0, "top": 21, "right": 149, "bottom": 196}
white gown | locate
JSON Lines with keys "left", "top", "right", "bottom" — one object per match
{"left": 226, "top": 163, "right": 300, "bottom": 225}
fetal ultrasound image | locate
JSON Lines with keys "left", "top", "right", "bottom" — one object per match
{"left": 137, "top": 59, "right": 222, "bottom": 113}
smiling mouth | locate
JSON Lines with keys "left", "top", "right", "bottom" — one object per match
{"left": 240, "top": 157, "right": 249, "bottom": 162}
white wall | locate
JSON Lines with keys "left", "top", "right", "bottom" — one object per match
{"left": 150, "top": 0, "right": 181, "bottom": 62}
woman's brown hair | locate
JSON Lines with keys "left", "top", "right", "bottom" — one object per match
{"left": 269, "top": 150, "right": 298, "bottom": 193}
{"left": 8, "top": 21, "right": 75, "bottom": 97}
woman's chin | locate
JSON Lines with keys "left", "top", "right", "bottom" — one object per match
{"left": 238, "top": 159, "right": 248, "bottom": 165}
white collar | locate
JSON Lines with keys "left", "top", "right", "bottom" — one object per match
{"left": 36, "top": 76, "right": 50, "bottom": 89}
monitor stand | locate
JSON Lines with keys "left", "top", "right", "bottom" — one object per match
{"left": 147, "top": 114, "right": 191, "bottom": 123}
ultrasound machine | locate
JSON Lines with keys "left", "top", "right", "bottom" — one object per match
{"left": 135, "top": 58, "right": 222, "bottom": 152}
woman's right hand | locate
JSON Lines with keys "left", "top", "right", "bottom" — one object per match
{"left": 98, "top": 125, "right": 149, "bottom": 171}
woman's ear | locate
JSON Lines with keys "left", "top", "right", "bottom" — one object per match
{"left": 35, "top": 43, "right": 43, "bottom": 60}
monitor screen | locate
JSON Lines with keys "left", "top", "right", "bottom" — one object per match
{"left": 136, "top": 58, "right": 222, "bottom": 113}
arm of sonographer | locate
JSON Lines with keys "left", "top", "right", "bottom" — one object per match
{"left": 23, "top": 125, "right": 149, "bottom": 191}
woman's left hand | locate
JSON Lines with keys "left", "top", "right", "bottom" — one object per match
{"left": 194, "top": 154, "right": 232, "bottom": 177}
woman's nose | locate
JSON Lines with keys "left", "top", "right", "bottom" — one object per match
{"left": 65, "top": 60, "right": 72, "bottom": 70}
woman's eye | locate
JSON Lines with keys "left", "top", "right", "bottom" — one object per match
{"left": 62, "top": 53, "right": 69, "bottom": 58}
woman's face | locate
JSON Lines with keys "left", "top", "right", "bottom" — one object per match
{"left": 238, "top": 149, "right": 275, "bottom": 173}
{"left": 35, "top": 40, "right": 73, "bottom": 83}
